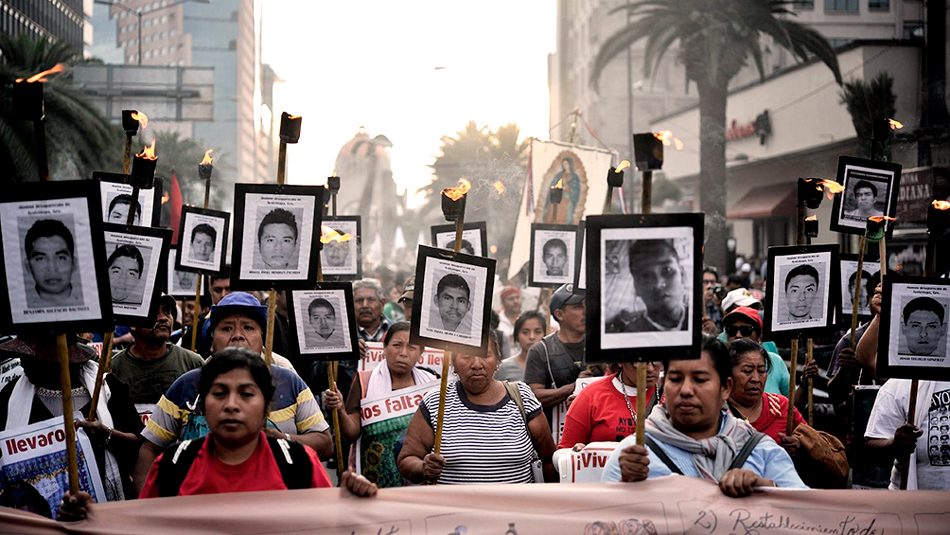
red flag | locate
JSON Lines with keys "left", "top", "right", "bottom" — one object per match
{"left": 170, "top": 172, "right": 183, "bottom": 244}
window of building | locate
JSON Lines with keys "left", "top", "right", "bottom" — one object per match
{"left": 144, "top": 51, "right": 151, "bottom": 59}
{"left": 826, "top": 0, "right": 858, "bottom": 11}
{"left": 161, "top": 15, "right": 167, "bottom": 23}
{"left": 169, "top": 29, "right": 176, "bottom": 37}
{"left": 153, "top": 1, "right": 159, "bottom": 9}
{"left": 144, "top": 35, "right": 150, "bottom": 43}
{"left": 904, "top": 21, "right": 924, "bottom": 40}
{"left": 792, "top": 0, "right": 814, "bottom": 8}
{"left": 160, "top": 31, "right": 166, "bottom": 39}
{"left": 868, "top": 0, "right": 889, "bottom": 9}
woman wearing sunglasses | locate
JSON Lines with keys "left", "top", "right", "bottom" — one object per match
{"left": 720, "top": 307, "right": 788, "bottom": 396}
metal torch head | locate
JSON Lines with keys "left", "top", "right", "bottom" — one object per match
{"left": 279, "top": 112, "right": 302, "bottom": 143}
{"left": 13, "top": 81, "right": 44, "bottom": 121}
{"left": 871, "top": 118, "right": 892, "bottom": 142}
{"left": 633, "top": 133, "right": 664, "bottom": 171}
{"left": 798, "top": 178, "right": 824, "bottom": 209}
{"left": 607, "top": 166, "right": 624, "bottom": 188}
{"left": 328, "top": 176, "right": 341, "bottom": 195}
{"left": 122, "top": 110, "right": 141, "bottom": 135}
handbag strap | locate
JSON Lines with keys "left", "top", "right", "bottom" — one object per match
{"left": 504, "top": 380, "right": 528, "bottom": 428}
{"left": 728, "top": 432, "right": 766, "bottom": 471}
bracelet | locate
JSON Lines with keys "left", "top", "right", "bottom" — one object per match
{"left": 103, "top": 426, "right": 114, "bottom": 446}
{"left": 284, "top": 433, "right": 292, "bottom": 442}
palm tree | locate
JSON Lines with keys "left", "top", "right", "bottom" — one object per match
{"left": 0, "top": 35, "right": 122, "bottom": 181}
{"left": 839, "top": 72, "right": 897, "bottom": 161}
{"left": 591, "top": 0, "right": 841, "bottom": 270}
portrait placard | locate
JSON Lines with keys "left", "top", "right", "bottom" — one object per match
{"left": 763, "top": 244, "right": 839, "bottom": 340}
{"left": 165, "top": 247, "right": 199, "bottom": 298}
{"left": 878, "top": 276, "right": 950, "bottom": 381}
{"left": 411, "top": 245, "right": 496, "bottom": 355}
{"left": 430, "top": 221, "right": 488, "bottom": 257}
{"left": 175, "top": 206, "right": 230, "bottom": 274}
{"left": 574, "top": 221, "right": 587, "bottom": 291}
{"left": 829, "top": 156, "right": 902, "bottom": 238}
{"left": 103, "top": 223, "right": 172, "bottom": 327}
{"left": 231, "top": 184, "right": 323, "bottom": 290}
{"left": 839, "top": 254, "right": 878, "bottom": 322}
{"left": 287, "top": 284, "right": 359, "bottom": 361}
{"left": 585, "top": 213, "right": 703, "bottom": 362}
{"left": 320, "top": 216, "right": 362, "bottom": 280}
{"left": 95, "top": 171, "right": 162, "bottom": 227}
{"left": 0, "top": 181, "right": 113, "bottom": 331}
{"left": 529, "top": 223, "right": 577, "bottom": 288}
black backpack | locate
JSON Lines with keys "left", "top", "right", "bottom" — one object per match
{"left": 644, "top": 432, "right": 766, "bottom": 476}
{"left": 157, "top": 435, "right": 312, "bottom": 497}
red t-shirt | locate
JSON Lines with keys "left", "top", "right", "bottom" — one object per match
{"left": 558, "top": 374, "right": 656, "bottom": 449}
{"left": 140, "top": 432, "right": 331, "bottom": 498}
{"left": 748, "top": 392, "right": 805, "bottom": 443}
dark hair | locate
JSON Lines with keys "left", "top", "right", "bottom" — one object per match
{"left": 543, "top": 238, "right": 567, "bottom": 256}
{"left": 191, "top": 223, "right": 217, "bottom": 243}
{"left": 513, "top": 310, "right": 547, "bottom": 341}
{"left": 208, "top": 264, "right": 231, "bottom": 287}
{"left": 109, "top": 194, "right": 142, "bottom": 220}
{"left": 448, "top": 239, "right": 475, "bottom": 255}
{"left": 726, "top": 274, "right": 744, "bottom": 287}
{"left": 383, "top": 321, "right": 410, "bottom": 346}
{"left": 703, "top": 267, "right": 719, "bottom": 279}
{"left": 258, "top": 208, "right": 298, "bottom": 242}
{"left": 437, "top": 274, "right": 470, "bottom": 300}
{"left": 307, "top": 297, "right": 335, "bottom": 318}
{"left": 107, "top": 244, "right": 144, "bottom": 276}
{"left": 628, "top": 239, "right": 678, "bottom": 273}
{"left": 903, "top": 296, "right": 946, "bottom": 324}
{"left": 785, "top": 264, "right": 819, "bottom": 291}
{"left": 849, "top": 269, "right": 872, "bottom": 289}
{"left": 488, "top": 329, "right": 501, "bottom": 362}
{"left": 728, "top": 338, "right": 772, "bottom": 375}
{"left": 853, "top": 180, "right": 878, "bottom": 198}
{"left": 25, "top": 219, "right": 74, "bottom": 257}
{"left": 199, "top": 347, "right": 275, "bottom": 408}
{"left": 702, "top": 335, "right": 734, "bottom": 387}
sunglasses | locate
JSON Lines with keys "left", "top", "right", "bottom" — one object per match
{"left": 726, "top": 325, "right": 758, "bottom": 337}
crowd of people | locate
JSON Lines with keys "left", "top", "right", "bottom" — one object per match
{"left": 0, "top": 248, "right": 945, "bottom": 524}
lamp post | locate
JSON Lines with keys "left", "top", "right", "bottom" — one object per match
{"left": 94, "top": 0, "right": 210, "bottom": 66}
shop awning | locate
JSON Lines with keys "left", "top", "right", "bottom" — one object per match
{"left": 727, "top": 182, "right": 797, "bottom": 219}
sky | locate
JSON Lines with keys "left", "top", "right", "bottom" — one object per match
{"left": 260, "top": 1, "right": 556, "bottom": 205}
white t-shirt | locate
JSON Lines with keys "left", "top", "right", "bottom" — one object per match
{"left": 865, "top": 379, "right": 950, "bottom": 490}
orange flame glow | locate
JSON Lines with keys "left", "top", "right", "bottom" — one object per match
{"left": 442, "top": 178, "right": 471, "bottom": 201}
{"left": 817, "top": 179, "right": 845, "bottom": 200}
{"left": 494, "top": 181, "right": 505, "bottom": 195}
{"left": 137, "top": 140, "right": 157, "bottom": 161}
{"left": 161, "top": 192, "right": 170, "bottom": 205}
{"left": 16, "top": 63, "right": 65, "bottom": 83}
{"left": 553, "top": 178, "right": 564, "bottom": 190}
{"left": 933, "top": 200, "right": 950, "bottom": 211}
{"left": 615, "top": 160, "right": 630, "bottom": 173}
{"left": 868, "top": 215, "right": 897, "bottom": 223}
{"left": 888, "top": 118, "right": 903, "bottom": 130}
{"left": 320, "top": 226, "right": 353, "bottom": 244}
{"left": 654, "top": 130, "right": 684, "bottom": 150}
{"left": 131, "top": 111, "right": 148, "bottom": 130}
{"left": 200, "top": 149, "right": 213, "bottom": 165}
{"left": 805, "top": 215, "right": 817, "bottom": 221}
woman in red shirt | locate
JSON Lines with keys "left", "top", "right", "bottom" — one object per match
{"left": 726, "top": 338, "right": 804, "bottom": 443}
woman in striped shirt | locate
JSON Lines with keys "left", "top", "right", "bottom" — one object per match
{"left": 398, "top": 332, "right": 556, "bottom": 484}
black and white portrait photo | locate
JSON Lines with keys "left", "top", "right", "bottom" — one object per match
{"left": 879, "top": 278, "right": 950, "bottom": 380}
{"left": 431, "top": 222, "right": 488, "bottom": 257}
{"left": 166, "top": 247, "right": 198, "bottom": 297}
{"left": 840, "top": 255, "right": 877, "bottom": 319}
{"left": 830, "top": 156, "right": 901, "bottom": 237}
{"left": 764, "top": 244, "right": 839, "bottom": 339}
{"left": 96, "top": 172, "right": 161, "bottom": 227}
{"left": 320, "top": 216, "right": 361, "bottom": 279}
{"left": 584, "top": 214, "right": 703, "bottom": 361}
{"left": 232, "top": 184, "right": 323, "bottom": 290}
{"left": 103, "top": 224, "right": 171, "bottom": 326}
{"left": 288, "top": 284, "right": 359, "bottom": 360}
{"left": 412, "top": 245, "right": 495, "bottom": 354}
{"left": 176, "top": 206, "right": 229, "bottom": 274}
{"left": 529, "top": 224, "right": 576, "bottom": 287}
{"left": 0, "top": 182, "right": 113, "bottom": 331}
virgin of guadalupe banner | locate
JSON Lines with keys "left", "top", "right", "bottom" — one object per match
{"left": 355, "top": 380, "right": 438, "bottom": 488}
{"left": 509, "top": 140, "right": 614, "bottom": 279}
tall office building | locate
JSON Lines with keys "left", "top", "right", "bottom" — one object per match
{"left": 1, "top": 0, "right": 90, "bottom": 54}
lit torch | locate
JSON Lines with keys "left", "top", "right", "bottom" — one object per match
{"left": 888, "top": 118, "right": 904, "bottom": 130}
{"left": 929, "top": 200, "right": 950, "bottom": 236}
{"left": 131, "top": 140, "right": 157, "bottom": 187}
{"left": 818, "top": 179, "right": 845, "bottom": 200}
{"left": 867, "top": 215, "right": 896, "bottom": 276}
{"left": 654, "top": 130, "right": 684, "bottom": 150}
{"left": 798, "top": 178, "right": 826, "bottom": 209}
{"left": 607, "top": 160, "right": 629, "bottom": 188}
{"left": 493, "top": 181, "right": 505, "bottom": 195}
{"left": 549, "top": 178, "right": 564, "bottom": 223}
{"left": 122, "top": 110, "right": 148, "bottom": 136}
{"left": 441, "top": 178, "right": 471, "bottom": 222}
{"left": 633, "top": 133, "right": 664, "bottom": 172}
{"left": 14, "top": 63, "right": 64, "bottom": 121}
{"left": 199, "top": 149, "right": 213, "bottom": 179}
{"left": 321, "top": 226, "right": 354, "bottom": 245}
{"left": 804, "top": 215, "right": 819, "bottom": 238}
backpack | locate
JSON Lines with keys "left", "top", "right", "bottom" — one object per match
{"left": 156, "top": 435, "right": 312, "bottom": 497}
{"left": 644, "top": 432, "right": 766, "bottom": 477}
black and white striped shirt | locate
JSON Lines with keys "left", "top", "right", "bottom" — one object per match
{"left": 420, "top": 381, "right": 542, "bottom": 484}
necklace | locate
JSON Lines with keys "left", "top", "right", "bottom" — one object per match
{"left": 619, "top": 370, "right": 637, "bottom": 423}
{"left": 729, "top": 397, "right": 762, "bottom": 423}
{"left": 36, "top": 385, "right": 87, "bottom": 398}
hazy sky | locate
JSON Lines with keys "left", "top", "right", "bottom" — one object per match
{"left": 260, "top": 2, "right": 556, "bottom": 203}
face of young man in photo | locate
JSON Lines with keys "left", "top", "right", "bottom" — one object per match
{"left": 543, "top": 244, "right": 567, "bottom": 276}
{"left": 309, "top": 305, "right": 336, "bottom": 339}
{"left": 191, "top": 231, "right": 214, "bottom": 262}
{"left": 786, "top": 274, "right": 818, "bottom": 319}
{"left": 109, "top": 256, "right": 142, "bottom": 303}
{"left": 435, "top": 286, "right": 471, "bottom": 331}
{"left": 259, "top": 223, "right": 297, "bottom": 269}
{"left": 854, "top": 187, "right": 875, "bottom": 212}
{"left": 902, "top": 309, "right": 944, "bottom": 355}
{"left": 27, "top": 236, "right": 75, "bottom": 299}
{"left": 108, "top": 202, "right": 141, "bottom": 226}
{"left": 324, "top": 240, "right": 347, "bottom": 267}
{"left": 633, "top": 252, "right": 685, "bottom": 318}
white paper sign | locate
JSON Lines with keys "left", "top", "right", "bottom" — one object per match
{"left": 558, "top": 442, "right": 621, "bottom": 483}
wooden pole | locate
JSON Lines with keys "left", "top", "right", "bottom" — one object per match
{"left": 850, "top": 237, "right": 868, "bottom": 350}
{"left": 635, "top": 169, "right": 653, "bottom": 446}
{"left": 788, "top": 202, "right": 804, "bottom": 435}
{"left": 899, "top": 227, "right": 925, "bottom": 489}
{"left": 806, "top": 338, "right": 814, "bottom": 426}
{"left": 123, "top": 134, "right": 133, "bottom": 174}
{"left": 327, "top": 361, "right": 344, "bottom": 479}
{"left": 263, "top": 141, "right": 289, "bottom": 368}
{"left": 189, "top": 277, "right": 202, "bottom": 351}
{"left": 435, "top": 216, "right": 466, "bottom": 455}
{"left": 86, "top": 332, "right": 113, "bottom": 422}
{"left": 56, "top": 334, "right": 80, "bottom": 493}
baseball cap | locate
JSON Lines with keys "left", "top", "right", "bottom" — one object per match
{"left": 722, "top": 306, "right": 763, "bottom": 331}
{"left": 550, "top": 283, "right": 585, "bottom": 315}
{"left": 208, "top": 292, "right": 268, "bottom": 336}
{"left": 398, "top": 276, "right": 415, "bottom": 304}
{"left": 721, "top": 288, "right": 760, "bottom": 314}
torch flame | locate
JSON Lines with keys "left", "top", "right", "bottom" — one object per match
{"left": 441, "top": 178, "right": 471, "bottom": 201}
{"left": 289, "top": 114, "right": 301, "bottom": 120}
{"left": 933, "top": 200, "right": 950, "bottom": 211}
{"left": 130, "top": 111, "right": 149, "bottom": 130}
{"left": 888, "top": 118, "right": 903, "bottom": 130}
{"left": 136, "top": 140, "right": 157, "bottom": 161}
{"left": 868, "top": 215, "right": 897, "bottom": 223}
{"left": 494, "top": 181, "right": 505, "bottom": 195}
{"left": 16, "top": 63, "right": 65, "bottom": 83}
{"left": 654, "top": 130, "right": 684, "bottom": 150}
{"left": 161, "top": 192, "right": 170, "bottom": 205}
{"left": 320, "top": 226, "right": 353, "bottom": 244}
{"left": 817, "top": 179, "right": 845, "bottom": 200}
{"left": 553, "top": 178, "right": 564, "bottom": 190}
{"left": 805, "top": 215, "right": 817, "bottom": 221}
{"left": 200, "top": 149, "right": 213, "bottom": 165}
{"left": 615, "top": 160, "right": 630, "bottom": 173}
